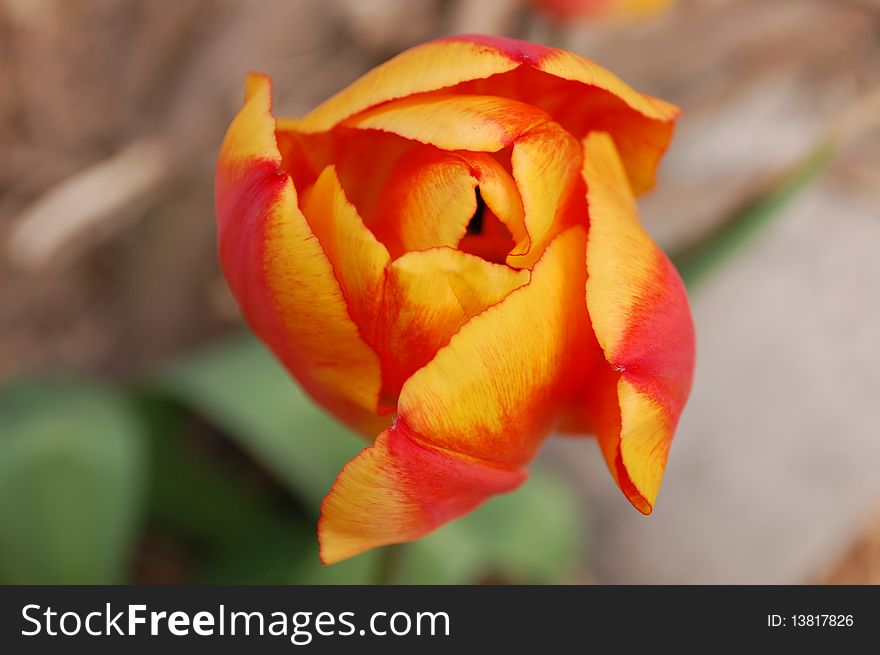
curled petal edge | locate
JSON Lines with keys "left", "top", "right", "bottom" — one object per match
{"left": 216, "top": 72, "right": 387, "bottom": 435}
{"left": 320, "top": 226, "right": 592, "bottom": 563}
{"left": 581, "top": 131, "right": 695, "bottom": 512}
{"left": 318, "top": 423, "right": 526, "bottom": 565}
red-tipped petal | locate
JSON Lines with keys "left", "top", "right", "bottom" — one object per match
{"left": 579, "top": 131, "right": 695, "bottom": 512}
{"left": 345, "top": 93, "right": 551, "bottom": 153}
{"left": 319, "top": 225, "right": 593, "bottom": 562}
{"left": 506, "top": 123, "right": 584, "bottom": 269}
{"left": 319, "top": 424, "right": 526, "bottom": 564}
{"left": 277, "top": 35, "right": 676, "bottom": 195}
{"left": 398, "top": 224, "right": 591, "bottom": 468}
{"left": 301, "top": 165, "right": 390, "bottom": 343}
{"left": 215, "top": 73, "right": 386, "bottom": 435}
{"left": 379, "top": 247, "right": 529, "bottom": 400}
{"left": 449, "top": 35, "right": 678, "bottom": 194}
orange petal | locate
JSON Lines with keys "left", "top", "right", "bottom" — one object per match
{"left": 368, "top": 148, "right": 478, "bottom": 258}
{"left": 506, "top": 124, "right": 584, "bottom": 269}
{"left": 536, "top": 0, "right": 674, "bottom": 21}
{"left": 278, "top": 35, "right": 677, "bottom": 193}
{"left": 580, "top": 131, "right": 695, "bottom": 512}
{"left": 379, "top": 247, "right": 529, "bottom": 400}
{"left": 278, "top": 35, "right": 678, "bottom": 195}
{"left": 319, "top": 226, "right": 591, "bottom": 562}
{"left": 345, "top": 93, "right": 550, "bottom": 152}
{"left": 301, "top": 165, "right": 390, "bottom": 343}
{"left": 458, "top": 151, "right": 527, "bottom": 247}
{"left": 280, "top": 39, "right": 520, "bottom": 134}
{"left": 449, "top": 35, "right": 678, "bottom": 194}
{"left": 398, "top": 224, "right": 591, "bottom": 468}
{"left": 278, "top": 128, "right": 417, "bottom": 224}
{"left": 368, "top": 148, "right": 525, "bottom": 259}
{"left": 319, "top": 424, "right": 526, "bottom": 564}
{"left": 216, "top": 73, "right": 386, "bottom": 435}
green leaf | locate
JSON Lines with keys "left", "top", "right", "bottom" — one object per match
{"left": 0, "top": 379, "right": 147, "bottom": 584}
{"left": 397, "top": 467, "right": 585, "bottom": 584}
{"left": 200, "top": 522, "right": 379, "bottom": 584}
{"left": 154, "top": 332, "right": 364, "bottom": 510}
{"left": 289, "top": 544, "right": 379, "bottom": 585}
{"left": 199, "top": 521, "right": 311, "bottom": 584}
{"left": 152, "top": 333, "right": 586, "bottom": 584}
{"left": 137, "top": 397, "right": 289, "bottom": 547}
{"left": 146, "top": 337, "right": 379, "bottom": 583}
{"left": 134, "top": 396, "right": 321, "bottom": 583}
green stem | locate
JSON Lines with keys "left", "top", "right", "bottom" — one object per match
{"left": 671, "top": 140, "right": 836, "bottom": 290}
{"left": 375, "top": 543, "right": 404, "bottom": 585}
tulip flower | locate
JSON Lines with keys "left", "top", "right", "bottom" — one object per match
{"left": 533, "top": 0, "right": 674, "bottom": 22}
{"left": 216, "top": 35, "right": 694, "bottom": 564}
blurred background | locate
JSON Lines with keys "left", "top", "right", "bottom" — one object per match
{"left": 2, "top": 0, "right": 880, "bottom": 584}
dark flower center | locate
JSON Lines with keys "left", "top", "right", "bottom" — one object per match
{"left": 458, "top": 186, "right": 515, "bottom": 265}
{"left": 466, "top": 187, "right": 487, "bottom": 236}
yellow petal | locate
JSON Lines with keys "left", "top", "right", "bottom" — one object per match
{"left": 369, "top": 149, "right": 478, "bottom": 258}
{"left": 301, "top": 165, "right": 390, "bottom": 343}
{"left": 282, "top": 39, "right": 519, "bottom": 134}
{"left": 216, "top": 73, "right": 386, "bottom": 435}
{"left": 345, "top": 94, "right": 550, "bottom": 152}
{"left": 581, "top": 131, "right": 694, "bottom": 510}
{"left": 535, "top": 49, "right": 677, "bottom": 193}
{"left": 368, "top": 149, "right": 525, "bottom": 259}
{"left": 507, "top": 124, "right": 583, "bottom": 268}
{"left": 380, "top": 247, "right": 529, "bottom": 398}
{"left": 220, "top": 72, "right": 280, "bottom": 163}
{"left": 583, "top": 133, "right": 658, "bottom": 361}
{"left": 319, "top": 425, "right": 526, "bottom": 564}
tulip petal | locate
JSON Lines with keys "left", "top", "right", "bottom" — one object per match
{"left": 281, "top": 39, "right": 520, "bottom": 134}
{"left": 538, "top": 46, "right": 676, "bottom": 195}
{"left": 319, "top": 425, "right": 526, "bottom": 564}
{"left": 368, "top": 148, "right": 525, "bottom": 259}
{"left": 380, "top": 247, "right": 529, "bottom": 399}
{"left": 580, "top": 131, "right": 694, "bottom": 512}
{"left": 278, "top": 128, "right": 417, "bottom": 224}
{"left": 507, "top": 124, "right": 584, "bottom": 269}
{"left": 319, "top": 226, "right": 590, "bottom": 562}
{"left": 450, "top": 35, "right": 678, "bottom": 194}
{"left": 398, "top": 224, "right": 591, "bottom": 468}
{"left": 368, "top": 148, "right": 478, "bottom": 258}
{"left": 534, "top": 42, "right": 676, "bottom": 125}
{"left": 279, "top": 35, "right": 676, "bottom": 194}
{"left": 459, "top": 152, "right": 527, "bottom": 247}
{"left": 345, "top": 93, "right": 550, "bottom": 153}
{"left": 536, "top": 0, "right": 673, "bottom": 21}
{"left": 301, "top": 165, "right": 390, "bottom": 343}
{"left": 216, "top": 73, "right": 385, "bottom": 435}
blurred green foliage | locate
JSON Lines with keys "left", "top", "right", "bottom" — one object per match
{"left": 160, "top": 336, "right": 364, "bottom": 508}
{"left": 0, "top": 333, "right": 587, "bottom": 585}
{"left": 0, "top": 381, "right": 146, "bottom": 584}
{"left": 402, "top": 468, "right": 582, "bottom": 584}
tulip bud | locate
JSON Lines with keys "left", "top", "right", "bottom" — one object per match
{"left": 216, "top": 35, "right": 694, "bottom": 564}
